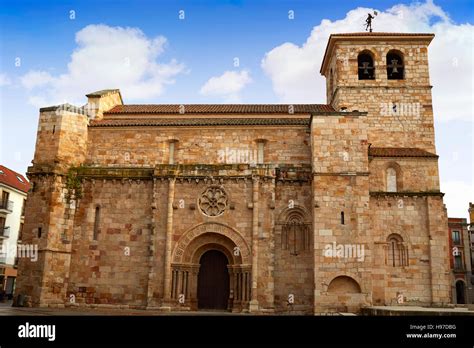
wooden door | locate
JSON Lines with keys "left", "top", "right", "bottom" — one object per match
{"left": 197, "top": 250, "right": 229, "bottom": 310}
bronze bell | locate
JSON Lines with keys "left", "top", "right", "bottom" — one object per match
{"left": 391, "top": 59, "right": 399, "bottom": 73}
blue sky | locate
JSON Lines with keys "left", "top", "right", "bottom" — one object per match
{"left": 0, "top": 0, "right": 473, "bottom": 218}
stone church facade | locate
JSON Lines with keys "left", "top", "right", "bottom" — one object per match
{"left": 15, "top": 33, "right": 451, "bottom": 314}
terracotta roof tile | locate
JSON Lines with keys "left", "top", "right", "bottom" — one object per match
{"left": 369, "top": 147, "right": 438, "bottom": 158}
{"left": 90, "top": 118, "right": 310, "bottom": 127}
{"left": 0, "top": 165, "right": 30, "bottom": 193}
{"left": 104, "top": 104, "right": 335, "bottom": 115}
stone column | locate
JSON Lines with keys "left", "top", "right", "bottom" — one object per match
{"left": 233, "top": 268, "right": 242, "bottom": 311}
{"left": 249, "top": 176, "right": 259, "bottom": 312}
{"left": 227, "top": 265, "right": 234, "bottom": 311}
{"left": 146, "top": 178, "right": 159, "bottom": 309}
{"left": 161, "top": 177, "right": 176, "bottom": 309}
{"left": 268, "top": 177, "right": 276, "bottom": 311}
{"left": 189, "top": 264, "right": 199, "bottom": 310}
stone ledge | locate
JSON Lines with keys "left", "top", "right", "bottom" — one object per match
{"left": 76, "top": 166, "right": 154, "bottom": 179}
{"left": 27, "top": 164, "right": 71, "bottom": 176}
{"left": 313, "top": 172, "right": 369, "bottom": 176}
{"left": 69, "top": 164, "right": 313, "bottom": 180}
{"left": 361, "top": 305, "right": 474, "bottom": 316}
{"left": 370, "top": 191, "right": 444, "bottom": 197}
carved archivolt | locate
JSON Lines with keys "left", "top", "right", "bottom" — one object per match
{"left": 172, "top": 222, "right": 251, "bottom": 265}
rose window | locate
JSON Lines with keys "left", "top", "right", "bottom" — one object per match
{"left": 198, "top": 186, "right": 228, "bottom": 217}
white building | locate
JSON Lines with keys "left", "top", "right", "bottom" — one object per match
{"left": 0, "top": 165, "right": 29, "bottom": 299}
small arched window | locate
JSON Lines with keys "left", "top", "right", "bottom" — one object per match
{"left": 386, "top": 167, "right": 397, "bottom": 192}
{"left": 358, "top": 51, "right": 375, "bottom": 80}
{"left": 282, "top": 212, "right": 310, "bottom": 256}
{"left": 386, "top": 51, "right": 404, "bottom": 80}
{"left": 387, "top": 234, "right": 408, "bottom": 267}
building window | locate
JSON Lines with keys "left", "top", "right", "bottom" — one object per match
{"left": 169, "top": 140, "right": 178, "bottom": 165}
{"left": 452, "top": 230, "right": 461, "bottom": 245}
{"left": 358, "top": 51, "right": 375, "bottom": 80}
{"left": 282, "top": 213, "right": 310, "bottom": 256}
{"left": 18, "top": 223, "right": 24, "bottom": 241}
{"left": 340, "top": 211, "right": 345, "bottom": 225}
{"left": 454, "top": 254, "right": 463, "bottom": 270}
{"left": 387, "top": 234, "right": 408, "bottom": 267}
{"left": 169, "top": 142, "right": 175, "bottom": 164}
{"left": 93, "top": 206, "right": 101, "bottom": 240}
{"left": 1, "top": 191, "right": 9, "bottom": 207}
{"left": 257, "top": 141, "right": 265, "bottom": 164}
{"left": 198, "top": 186, "right": 228, "bottom": 217}
{"left": 386, "top": 50, "right": 404, "bottom": 80}
{"left": 37, "top": 227, "right": 42, "bottom": 238}
{"left": 0, "top": 217, "right": 5, "bottom": 231}
{"left": 386, "top": 167, "right": 397, "bottom": 192}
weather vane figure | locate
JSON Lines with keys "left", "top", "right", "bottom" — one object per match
{"left": 365, "top": 11, "right": 378, "bottom": 32}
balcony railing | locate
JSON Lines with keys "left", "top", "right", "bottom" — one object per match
{"left": 0, "top": 256, "right": 6, "bottom": 264}
{"left": 0, "top": 200, "right": 13, "bottom": 212}
{"left": 0, "top": 226, "right": 10, "bottom": 238}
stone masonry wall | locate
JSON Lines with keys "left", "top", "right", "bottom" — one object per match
{"left": 370, "top": 195, "right": 432, "bottom": 305}
{"left": 311, "top": 114, "right": 372, "bottom": 313}
{"left": 369, "top": 157, "right": 440, "bottom": 192}
{"left": 325, "top": 40, "right": 435, "bottom": 152}
{"left": 33, "top": 110, "right": 89, "bottom": 167}
{"left": 15, "top": 174, "right": 74, "bottom": 307}
{"left": 86, "top": 126, "right": 311, "bottom": 166}
{"left": 273, "top": 181, "right": 314, "bottom": 314}
{"left": 67, "top": 179, "right": 153, "bottom": 308}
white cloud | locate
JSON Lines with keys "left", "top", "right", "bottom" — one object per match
{"left": 261, "top": 0, "right": 473, "bottom": 122}
{"left": 200, "top": 70, "right": 252, "bottom": 102}
{"left": 27, "top": 96, "right": 48, "bottom": 109}
{"left": 0, "top": 73, "right": 11, "bottom": 87}
{"left": 441, "top": 180, "right": 474, "bottom": 219}
{"left": 21, "top": 71, "right": 54, "bottom": 89}
{"left": 21, "top": 24, "right": 186, "bottom": 106}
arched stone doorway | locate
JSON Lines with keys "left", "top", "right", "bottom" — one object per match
{"left": 455, "top": 280, "right": 466, "bottom": 304}
{"left": 197, "top": 250, "right": 230, "bottom": 310}
{"left": 170, "top": 223, "right": 251, "bottom": 312}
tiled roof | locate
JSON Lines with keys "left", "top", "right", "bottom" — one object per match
{"left": 90, "top": 118, "right": 310, "bottom": 127}
{"left": 369, "top": 147, "right": 438, "bottom": 158}
{"left": 104, "top": 104, "right": 335, "bottom": 115}
{"left": 0, "top": 165, "right": 30, "bottom": 193}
